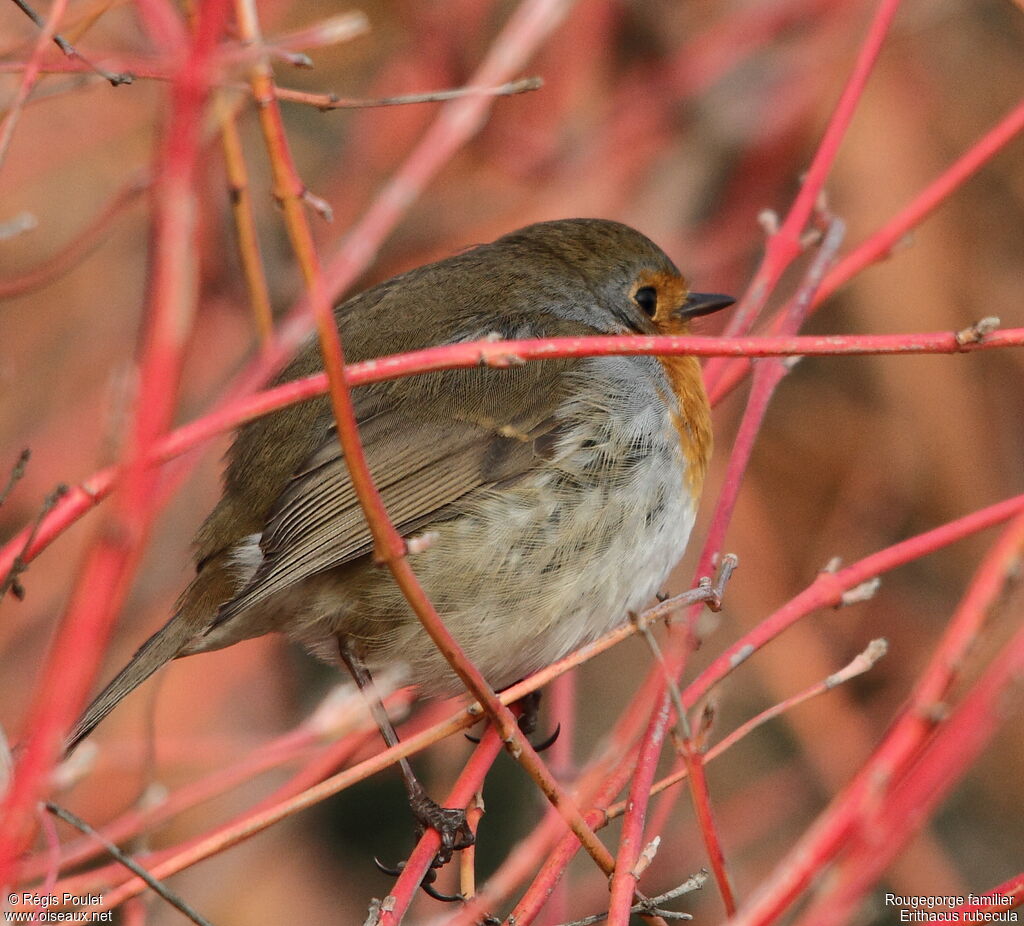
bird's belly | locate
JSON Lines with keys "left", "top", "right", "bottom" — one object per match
{"left": 345, "top": 431, "right": 698, "bottom": 694}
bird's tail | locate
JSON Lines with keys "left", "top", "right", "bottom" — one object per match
{"left": 65, "top": 614, "right": 193, "bottom": 755}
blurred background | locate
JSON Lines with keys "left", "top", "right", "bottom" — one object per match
{"left": 1, "top": 0, "right": 1022, "bottom": 923}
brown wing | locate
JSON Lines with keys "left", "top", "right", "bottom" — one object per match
{"left": 212, "top": 359, "right": 571, "bottom": 626}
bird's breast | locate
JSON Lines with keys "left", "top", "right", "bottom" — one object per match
{"left": 357, "top": 355, "right": 705, "bottom": 692}
{"left": 655, "top": 353, "right": 713, "bottom": 495}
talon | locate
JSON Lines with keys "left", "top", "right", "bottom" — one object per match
{"left": 532, "top": 723, "right": 561, "bottom": 753}
{"left": 374, "top": 856, "right": 461, "bottom": 901}
{"left": 421, "top": 881, "right": 464, "bottom": 903}
{"left": 373, "top": 856, "right": 404, "bottom": 877}
{"left": 464, "top": 731, "right": 481, "bottom": 744}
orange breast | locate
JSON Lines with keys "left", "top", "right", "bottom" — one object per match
{"left": 657, "top": 354, "right": 712, "bottom": 496}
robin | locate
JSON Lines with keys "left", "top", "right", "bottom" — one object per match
{"left": 67, "top": 217, "right": 733, "bottom": 866}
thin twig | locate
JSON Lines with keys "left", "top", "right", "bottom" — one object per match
{"left": 44, "top": 803, "right": 213, "bottom": 926}
{"left": 556, "top": 872, "right": 707, "bottom": 925}
{"left": 606, "top": 688, "right": 674, "bottom": 924}
{"left": 274, "top": 76, "right": 543, "bottom": 110}
{"left": 0, "top": 483, "right": 67, "bottom": 603}
{"left": 460, "top": 790, "right": 486, "bottom": 899}
{"left": 604, "top": 640, "right": 890, "bottom": 822}
{"left": 0, "top": 449, "right": 31, "bottom": 508}
{"left": 9, "top": 0, "right": 132, "bottom": 85}
{"left": 214, "top": 92, "right": 274, "bottom": 345}
{"left": 607, "top": 574, "right": 734, "bottom": 924}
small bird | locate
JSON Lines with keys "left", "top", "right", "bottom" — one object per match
{"left": 67, "top": 218, "right": 732, "bottom": 863}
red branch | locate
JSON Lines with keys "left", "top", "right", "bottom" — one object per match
{"left": 376, "top": 727, "right": 504, "bottom": 925}
{"left": 606, "top": 696, "right": 673, "bottom": 923}
{"left": 2, "top": 327, "right": 1019, "bottom": 586}
{"left": 707, "top": 93, "right": 1024, "bottom": 405}
{"left": 713, "top": 510, "right": 1024, "bottom": 926}
{"left": 951, "top": 873, "right": 1024, "bottom": 916}
{"left": 0, "top": 0, "right": 231, "bottom": 886}
{"left": 781, "top": 510, "right": 1024, "bottom": 926}
{"left": 713, "top": 0, "right": 903, "bottom": 346}
{"left": 610, "top": 218, "right": 845, "bottom": 914}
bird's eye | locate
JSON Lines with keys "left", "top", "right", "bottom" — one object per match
{"left": 634, "top": 286, "right": 658, "bottom": 317}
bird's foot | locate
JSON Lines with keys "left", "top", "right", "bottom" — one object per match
{"left": 410, "top": 791, "right": 475, "bottom": 870}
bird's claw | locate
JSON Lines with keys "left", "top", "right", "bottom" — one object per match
{"left": 371, "top": 793, "right": 473, "bottom": 902}
{"left": 372, "top": 856, "right": 463, "bottom": 903}
{"left": 464, "top": 689, "right": 560, "bottom": 750}
{"left": 531, "top": 722, "right": 561, "bottom": 752}
{"left": 464, "top": 720, "right": 560, "bottom": 752}
{"left": 410, "top": 792, "right": 475, "bottom": 869}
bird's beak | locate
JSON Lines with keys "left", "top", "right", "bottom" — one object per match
{"left": 673, "top": 292, "right": 735, "bottom": 320}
